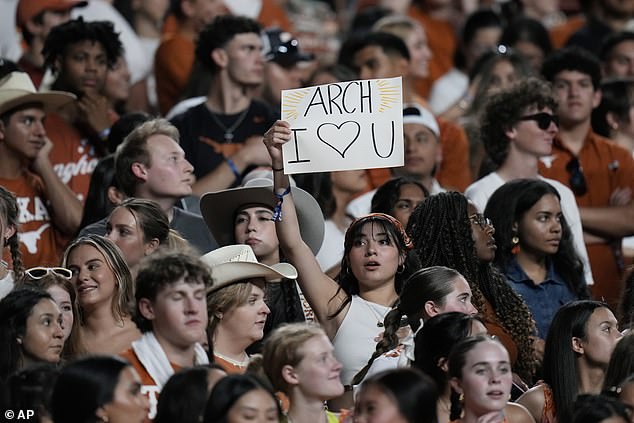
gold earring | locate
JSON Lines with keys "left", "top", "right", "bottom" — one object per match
{"left": 459, "top": 393, "right": 464, "bottom": 402}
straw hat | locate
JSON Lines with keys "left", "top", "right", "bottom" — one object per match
{"left": 201, "top": 245, "right": 298, "bottom": 291}
{"left": 0, "top": 72, "right": 74, "bottom": 116}
{"left": 200, "top": 177, "right": 325, "bottom": 255}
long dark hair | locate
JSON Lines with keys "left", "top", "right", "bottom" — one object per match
{"left": 407, "top": 191, "right": 536, "bottom": 381}
{"left": 155, "top": 366, "right": 214, "bottom": 423}
{"left": 51, "top": 356, "right": 129, "bottom": 423}
{"left": 351, "top": 266, "right": 465, "bottom": 384}
{"left": 0, "top": 288, "right": 54, "bottom": 381}
{"left": 203, "top": 375, "right": 280, "bottom": 423}
{"left": 331, "top": 213, "right": 419, "bottom": 319}
{"left": 413, "top": 312, "right": 485, "bottom": 394}
{"left": 484, "top": 179, "right": 588, "bottom": 298}
{"left": 543, "top": 300, "right": 607, "bottom": 423}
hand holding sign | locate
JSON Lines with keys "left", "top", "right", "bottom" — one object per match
{"left": 280, "top": 77, "right": 404, "bottom": 174}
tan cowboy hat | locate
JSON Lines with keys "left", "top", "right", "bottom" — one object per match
{"left": 0, "top": 72, "right": 75, "bottom": 117}
{"left": 201, "top": 244, "right": 298, "bottom": 291}
{"left": 200, "top": 176, "right": 325, "bottom": 255}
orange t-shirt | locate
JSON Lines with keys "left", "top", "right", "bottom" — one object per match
{"left": 44, "top": 113, "right": 101, "bottom": 203}
{"left": 120, "top": 348, "right": 182, "bottom": 421}
{"left": 1, "top": 171, "right": 66, "bottom": 268}
{"left": 155, "top": 32, "right": 195, "bottom": 116}
{"left": 408, "top": 5, "right": 457, "bottom": 99}
{"left": 258, "top": 0, "right": 292, "bottom": 31}
{"left": 539, "top": 131, "right": 634, "bottom": 307}
{"left": 549, "top": 15, "right": 586, "bottom": 49}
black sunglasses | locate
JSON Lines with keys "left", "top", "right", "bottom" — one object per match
{"left": 566, "top": 157, "right": 588, "bottom": 196}
{"left": 518, "top": 112, "right": 559, "bottom": 130}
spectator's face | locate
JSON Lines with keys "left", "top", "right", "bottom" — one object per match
{"left": 464, "top": 27, "right": 501, "bottom": 71}
{"left": 104, "top": 56, "right": 131, "bottom": 106}
{"left": 405, "top": 25, "right": 432, "bottom": 79}
{"left": 262, "top": 61, "right": 303, "bottom": 106}
{"left": 233, "top": 206, "right": 279, "bottom": 265}
{"left": 140, "top": 134, "right": 194, "bottom": 199}
{"left": 0, "top": 107, "right": 47, "bottom": 160}
{"left": 603, "top": 40, "right": 634, "bottom": 77}
{"left": 390, "top": 183, "right": 426, "bottom": 227}
{"left": 516, "top": 193, "right": 563, "bottom": 257}
{"left": 223, "top": 33, "right": 265, "bottom": 87}
{"left": 551, "top": 70, "right": 600, "bottom": 127}
{"left": 353, "top": 45, "right": 407, "bottom": 80}
{"left": 105, "top": 207, "right": 159, "bottom": 270}
{"left": 56, "top": 40, "right": 108, "bottom": 95}
{"left": 21, "top": 299, "right": 64, "bottom": 365}
{"left": 98, "top": 366, "right": 150, "bottom": 423}
{"left": 507, "top": 106, "right": 558, "bottom": 159}
{"left": 187, "top": 0, "right": 228, "bottom": 32}
{"left": 402, "top": 123, "right": 441, "bottom": 179}
{"left": 29, "top": 9, "right": 72, "bottom": 42}
{"left": 487, "top": 59, "right": 519, "bottom": 95}
{"left": 513, "top": 40, "right": 545, "bottom": 72}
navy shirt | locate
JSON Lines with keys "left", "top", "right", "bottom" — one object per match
{"left": 504, "top": 258, "right": 577, "bottom": 339}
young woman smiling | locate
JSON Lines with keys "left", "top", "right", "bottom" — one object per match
{"left": 264, "top": 121, "right": 419, "bottom": 409}
{"left": 62, "top": 235, "right": 140, "bottom": 355}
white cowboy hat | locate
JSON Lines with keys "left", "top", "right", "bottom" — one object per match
{"left": 200, "top": 176, "right": 325, "bottom": 255}
{"left": 201, "top": 244, "right": 298, "bottom": 291}
{"left": 0, "top": 72, "right": 75, "bottom": 117}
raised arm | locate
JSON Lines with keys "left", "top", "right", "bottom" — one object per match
{"left": 263, "top": 121, "right": 348, "bottom": 339}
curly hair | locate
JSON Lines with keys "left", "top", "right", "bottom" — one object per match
{"left": 407, "top": 191, "right": 536, "bottom": 382}
{"left": 480, "top": 77, "right": 557, "bottom": 168}
{"left": 484, "top": 179, "right": 588, "bottom": 299}
{"left": 0, "top": 186, "right": 24, "bottom": 280}
{"left": 42, "top": 18, "right": 123, "bottom": 75}
{"left": 196, "top": 15, "right": 262, "bottom": 74}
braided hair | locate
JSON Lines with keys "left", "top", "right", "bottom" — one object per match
{"left": 351, "top": 266, "right": 464, "bottom": 385}
{"left": 407, "top": 191, "right": 536, "bottom": 382}
{"left": 0, "top": 187, "right": 23, "bottom": 280}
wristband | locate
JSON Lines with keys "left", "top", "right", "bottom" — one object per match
{"left": 226, "top": 157, "right": 241, "bottom": 182}
{"left": 272, "top": 185, "right": 291, "bottom": 222}
{"left": 272, "top": 166, "right": 284, "bottom": 172}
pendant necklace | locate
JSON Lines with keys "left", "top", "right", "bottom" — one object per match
{"left": 208, "top": 106, "right": 250, "bottom": 143}
{"left": 214, "top": 351, "right": 250, "bottom": 368}
{"left": 363, "top": 299, "right": 390, "bottom": 327}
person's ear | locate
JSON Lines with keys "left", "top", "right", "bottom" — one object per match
{"left": 571, "top": 336, "right": 585, "bottom": 354}
{"left": 449, "top": 377, "right": 463, "bottom": 396}
{"left": 281, "top": 364, "right": 300, "bottom": 386}
{"left": 592, "top": 89, "right": 602, "bottom": 109}
{"left": 437, "top": 357, "right": 449, "bottom": 372}
{"left": 3, "top": 224, "right": 16, "bottom": 243}
{"left": 138, "top": 298, "right": 156, "bottom": 321}
{"left": 144, "top": 238, "right": 160, "bottom": 256}
{"left": 131, "top": 162, "right": 148, "bottom": 181}
{"left": 504, "top": 125, "right": 517, "bottom": 141}
{"left": 606, "top": 112, "right": 620, "bottom": 132}
{"left": 211, "top": 48, "right": 228, "bottom": 70}
{"left": 95, "top": 406, "right": 109, "bottom": 423}
{"left": 511, "top": 221, "right": 519, "bottom": 232}
{"left": 107, "top": 186, "right": 125, "bottom": 206}
{"left": 424, "top": 300, "right": 439, "bottom": 318}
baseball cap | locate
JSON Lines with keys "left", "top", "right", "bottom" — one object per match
{"left": 17, "top": 0, "right": 87, "bottom": 27}
{"left": 261, "top": 28, "right": 314, "bottom": 68}
{"left": 403, "top": 103, "right": 440, "bottom": 137}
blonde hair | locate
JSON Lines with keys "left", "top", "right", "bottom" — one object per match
{"left": 262, "top": 323, "right": 326, "bottom": 393}
{"left": 208, "top": 279, "right": 265, "bottom": 336}
{"left": 373, "top": 15, "right": 421, "bottom": 40}
{"left": 62, "top": 235, "right": 134, "bottom": 325}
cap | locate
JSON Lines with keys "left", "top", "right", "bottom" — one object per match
{"left": 17, "top": 0, "right": 87, "bottom": 27}
{"left": 403, "top": 103, "right": 440, "bottom": 137}
{"left": 261, "top": 28, "right": 314, "bottom": 68}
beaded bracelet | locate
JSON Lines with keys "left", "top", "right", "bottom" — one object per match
{"left": 226, "top": 157, "right": 241, "bottom": 182}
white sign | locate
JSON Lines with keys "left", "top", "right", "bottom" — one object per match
{"left": 281, "top": 77, "right": 404, "bottom": 174}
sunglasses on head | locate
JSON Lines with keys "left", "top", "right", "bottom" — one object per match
{"left": 25, "top": 267, "right": 73, "bottom": 280}
{"left": 566, "top": 157, "right": 588, "bottom": 196}
{"left": 518, "top": 112, "right": 559, "bottom": 130}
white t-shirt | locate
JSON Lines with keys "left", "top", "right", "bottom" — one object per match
{"left": 315, "top": 219, "right": 345, "bottom": 272}
{"left": 465, "top": 172, "right": 594, "bottom": 285}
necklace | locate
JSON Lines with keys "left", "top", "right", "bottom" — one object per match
{"left": 214, "top": 351, "right": 250, "bottom": 368}
{"left": 362, "top": 299, "right": 390, "bottom": 327}
{"left": 207, "top": 105, "right": 251, "bottom": 143}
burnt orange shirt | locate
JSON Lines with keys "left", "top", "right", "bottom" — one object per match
{"left": 258, "top": 0, "right": 292, "bottom": 31}
{"left": 550, "top": 15, "right": 586, "bottom": 49}
{"left": 408, "top": 5, "right": 456, "bottom": 99}
{"left": 155, "top": 32, "right": 195, "bottom": 115}
{"left": 538, "top": 131, "right": 634, "bottom": 307}
{"left": 120, "top": 348, "right": 182, "bottom": 421}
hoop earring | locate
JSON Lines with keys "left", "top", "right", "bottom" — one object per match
{"left": 397, "top": 263, "right": 405, "bottom": 274}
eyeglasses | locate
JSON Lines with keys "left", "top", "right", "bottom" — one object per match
{"left": 518, "top": 112, "right": 559, "bottom": 130}
{"left": 25, "top": 267, "right": 73, "bottom": 280}
{"left": 566, "top": 157, "right": 587, "bottom": 196}
{"left": 469, "top": 213, "right": 493, "bottom": 230}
